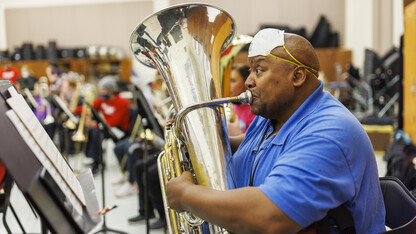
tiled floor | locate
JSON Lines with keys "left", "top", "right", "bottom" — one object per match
{"left": 0, "top": 140, "right": 388, "bottom": 234}
{"left": 0, "top": 140, "right": 166, "bottom": 234}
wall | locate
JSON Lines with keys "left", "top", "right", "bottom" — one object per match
{"left": 3, "top": 0, "right": 345, "bottom": 57}
{"left": 4, "top": 1, "right": 154, "bottom": 58}
{"left": 172, "top": 0, "right": 345, "bottom": 43}
{"left": 345, "top": 0, "right": 403, "bottom": 71}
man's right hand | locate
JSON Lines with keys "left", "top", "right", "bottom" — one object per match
{"left": 166, "top": 171, "right": 195, "bottom": 213}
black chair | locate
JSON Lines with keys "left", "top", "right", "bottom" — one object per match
{"left": 0, "top": 172, "right": 26, "bottom": 234}
{"left": 380, "top": 176, "right": 416, "bottom": 233}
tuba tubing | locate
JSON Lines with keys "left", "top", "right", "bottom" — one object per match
{"left": 173, "top": 90, "right": 252, "bottom": 137}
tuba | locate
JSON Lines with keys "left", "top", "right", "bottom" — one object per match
{"left": 130, "top": 3, "right": 251, "bottom": 233}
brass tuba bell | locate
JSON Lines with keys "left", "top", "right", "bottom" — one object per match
{"left": 130, "top": 3, "right": 251, "bottom": 233}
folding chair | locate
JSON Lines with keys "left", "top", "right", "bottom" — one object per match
{"left": 380, "top": 176, "right": 416, "bottom": 233}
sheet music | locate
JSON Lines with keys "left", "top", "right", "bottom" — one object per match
{"left": 5, "top": 87, "right": 86, "bottom": 213}
{"left": 23, "top": 88, "right": 38, "bottom": 109}
{"left": 53, "top": 94, "right": 79, "bottom": 124}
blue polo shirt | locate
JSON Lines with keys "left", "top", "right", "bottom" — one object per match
{"left": 229, "top": 81, "right": 386, "bottom": 233}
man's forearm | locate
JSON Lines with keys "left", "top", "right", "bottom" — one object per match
{"left": 178, "top": 184, "right": 301, "bottom": 234}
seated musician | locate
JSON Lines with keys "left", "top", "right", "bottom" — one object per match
{"left": 86, "top": 76, "right": 130, "bottom": 174}
{"left": 166, "top": 29, "right": 386, "bottom": 233}
{"left": 128, "top": 133, "right": 166, "bottom": 230}
{"left": 17, "top": 65, "right": 37, "bottom": 91}
{"left": 33, "top": 76, "right": 57, "bottom": 139}
{"left": 112, "top": 73, "right": 169, "bottom": 196}
{"left": 0, "top": 58, "right": 21, "bottom": 88}
{"left": 57, "top": 75, "right": 80, "bottom": 155}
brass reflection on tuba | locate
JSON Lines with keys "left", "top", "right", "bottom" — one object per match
{"left": 130, "top": 3, "right": 251, "bottom": 233}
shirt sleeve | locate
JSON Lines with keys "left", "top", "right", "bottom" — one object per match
{"left": 258, "top": 135, "right": 355, "bottom": 227}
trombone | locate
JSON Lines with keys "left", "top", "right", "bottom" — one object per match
{"left": 72, "top": 83, "right": 98, "bottom": 143}
{"left": 72, "top": 102, "right": 89, "bottom": 142}
{"left": 63, "top": 77, "right": 83, "bottom": 130}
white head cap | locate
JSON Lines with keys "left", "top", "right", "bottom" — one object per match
{"left": 248, "top": 28, "right": 285, "bottom": 57}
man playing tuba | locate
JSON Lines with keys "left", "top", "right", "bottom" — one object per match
{"left": 166, "top": 29, "right": 386, "bottom": 233}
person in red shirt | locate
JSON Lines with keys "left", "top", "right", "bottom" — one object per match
{"left": 86, "top": 76, "right": 130, "bottom": 174}
{"left": 0, "top": 58, "right": 21, "bottom": 86}
{"left": 92, "top": 78, "right": 130, "bottom": 133}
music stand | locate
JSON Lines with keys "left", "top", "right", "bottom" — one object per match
{"left": 143, "top": 133, "right": 151, "bottom": 234}
{"left": 84, "top": 102, "right": 127, "bottom": 234}
{"left": 130, "top": 84, "right": 165, "bottom": 231}
{"left": 52, "top": 95, "right": 79, "bottom": 126}
{"left": 0, "top": 80, "right": 101, "bottom": 234}
{"left": 130, "top": 84, "right": 164, "bottom": 139}
{"left": 52, "top": 95, "right": 80, "bottom": 158}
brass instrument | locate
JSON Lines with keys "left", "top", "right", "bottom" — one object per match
{"left": 120, "top": 114, "right": 143, "bottom": 170}
{"left": 63, "top": 74, "right": 84, "bottom": 130}
{"left": 130, "top": 4, "right": 251, "bottom": 233}
{"left": 220, "top": 34, "right": 253, "bottom": 97}
{"left": 72, "top": 102, "right": 88, "bottom": 142}
{"left": 38, "top": 76, "right": 55, "bottom": 125}
{"left": 72, "top": 83, "right": 97, "bottom": 142}
{"left": 220, "top": 34, "right": 252, "bottom": 123}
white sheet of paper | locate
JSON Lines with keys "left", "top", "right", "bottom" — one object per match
{"left": 5, "top": 87, "right": 86, "bottom": 211}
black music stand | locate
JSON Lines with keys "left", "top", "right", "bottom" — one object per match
{"left": 130, "top": 84, "right": 164, "bottom": 139}
{"left": 0, "top": 80, "right": 101, "bottom": 233}
{"left": 84, "top": 102, "right": 127, "bottom": 234}
{"left": 130, "top": 84, "right": 164, "bottom": 232}
{"left": 141, "top": 124, "right": 150, "bottom": 234}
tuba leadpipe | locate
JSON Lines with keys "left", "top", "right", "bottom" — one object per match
{"left": 173, "top": 90, "right": 252, "bottom": 137}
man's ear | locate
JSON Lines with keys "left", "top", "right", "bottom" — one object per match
{"left": 292, "top": 66, "right": 307, "bottom": 87}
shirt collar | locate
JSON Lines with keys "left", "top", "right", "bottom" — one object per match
{"left": 272, "top": 80, "right": 324, "bottom": 145}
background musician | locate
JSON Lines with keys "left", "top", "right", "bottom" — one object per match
{"left": 17, "top": 65, "right": 37, "bottom": 91}
{"left": 85, "top": 75, "right": 130, "bottom": 174}
{"left": 127, "top": 133, "right": 166, "bottom": 230}
{"left": 57, "top": 75, "right": 80, "bottom": 156}
{"left": 46, "top": 63, "right": 62, "bottom": 95}
{"left": 0, "top": 58, "right": 21, "bottom": 88}
{"left": 226, "top": 63, "right": 256, "bottom": 136}
{"left": 33, "top": 76, "right": 57, "bottom": 139}
{"left": 166, "top": 29, "right": 386, "bottom": 233}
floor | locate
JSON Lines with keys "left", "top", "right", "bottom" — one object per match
{"left": 0, "top": 140, "right": 166, "bottom": 234}
{"left": 0, "top": 141, "right": 388, "bottom": 234}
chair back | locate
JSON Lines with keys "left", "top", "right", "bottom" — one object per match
{"left": 380, "top": 176, "right": 416, "bottom": 232}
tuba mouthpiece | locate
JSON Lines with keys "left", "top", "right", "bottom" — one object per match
{"left": 233, "top": 90, "right": 252, "bottom": 105}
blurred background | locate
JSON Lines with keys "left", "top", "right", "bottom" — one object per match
{"left": 1, "top": 0, "right": 416, "bottom": 233}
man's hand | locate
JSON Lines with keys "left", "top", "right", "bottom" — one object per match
{"left": 166, "top": 171, "right": 195, "bottom": 212}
